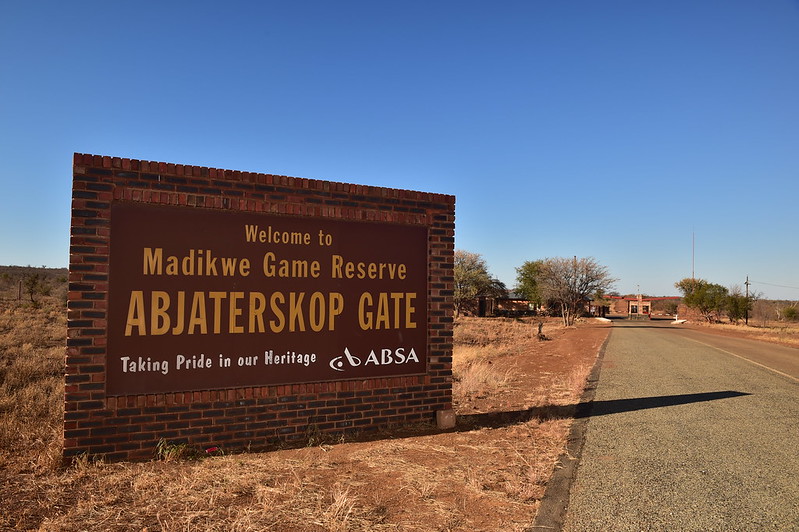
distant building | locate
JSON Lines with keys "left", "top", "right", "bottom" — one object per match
{"left": 494, "top": 295, "right": 535, "bottom": 317}
{"left": 607, "top": 295, "right": 681, "bottom": 319}
{"left": 471, "top": 293, "right": 535, "bottom": 317}
{"left": 587, "top": 299, "right": 610, "bottom": 318}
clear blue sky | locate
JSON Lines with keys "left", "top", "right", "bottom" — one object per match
{"left": 2, "top": 1, "right": 798, "bottom": 300}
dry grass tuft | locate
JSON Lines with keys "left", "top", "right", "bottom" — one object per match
{"left": 546, "top": 363, "right": 592, "bottom": 406}
{"left": 453, "top": 359, "right": 512, "bottom": 399}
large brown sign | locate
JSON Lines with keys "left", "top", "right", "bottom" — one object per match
{"left": 108, "top": 202, "right": 428, "bottom": 395}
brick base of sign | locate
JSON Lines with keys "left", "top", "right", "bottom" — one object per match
{"left": 66, "top": 153, "right": 455, "bottom": 462}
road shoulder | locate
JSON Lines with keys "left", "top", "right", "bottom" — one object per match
{"left": 531, "top": 330, "right": 611, "bottom": 530}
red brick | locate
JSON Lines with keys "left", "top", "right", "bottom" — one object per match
{"left": 68, "top": 153, "right": 454, "bottom": 461}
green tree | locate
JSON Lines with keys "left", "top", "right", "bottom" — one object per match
{"left": 781, "top": 305, "right": 798, "bottom": 322}
{"left": 674, "top": 278, "right": 729, "bottom": 322}
{"left": 515, "top": 260, "right": 544, "bottom": 306}
{"left": 453, "top": 250, "right": 505, "bottom": 317}
{"left": 725, "top": 285, "right": 755, "bottom": 324}
{"left": 538, "top": 257, "right": 616, "bottom": 326}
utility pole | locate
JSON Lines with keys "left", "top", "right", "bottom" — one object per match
{"left": 745, "top": 275, "right": 750, "bottom": 326}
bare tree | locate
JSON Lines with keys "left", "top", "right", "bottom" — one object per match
{"left": 23, "top": 273, "right": 50, "bottom": 306}
{"left": 538, "top": 257, "right": 616, "bottom": 326}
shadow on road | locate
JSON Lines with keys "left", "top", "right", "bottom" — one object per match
{"left": 579, "top": 390, "right": 751, "bottom": 418}
{"left": 457, "top": 390, "right": 751, "bottom": 430}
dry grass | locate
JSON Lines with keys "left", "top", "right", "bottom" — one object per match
{"left": 690, "top": 320, "right": 799, "bottom": 348}
{"left": 452, "top": 317, "right": 567, "bottom": 400}
{"left": 453, "top": 360, "right": 512, "bottom": 399}
{"left": 0, "top": 299, "right": 65, "bottom": 474}
{"left": 1, "top": 299, "right": 603, "bottom": 531}
{"left": 536, "top": 363, "right": 592, "bottom": 407}
{"left": 21, "top": 427, "right": 575, "bottom": 531}
{"left": 453, "top": 316, "right": 551, "bottom": 350}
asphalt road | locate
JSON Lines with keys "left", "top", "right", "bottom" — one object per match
{"left": 562, "top": 320, "right": 799, "bottom": 531}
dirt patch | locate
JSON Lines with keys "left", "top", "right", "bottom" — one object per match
{"left": 1, "top": 301, "right": 610, "bottom": 531}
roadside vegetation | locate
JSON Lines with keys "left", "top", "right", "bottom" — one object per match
{"left": 674, "top": 277, "right": 756, "bottom": 323}
{"left": 1, "top": 277, "right": 602, "bottom": 531}
{"left": 455, "top": 251, "right": 616, "bottom": 326}
{"left": 0, "top": 296, "right": 66, "bottom": 474}
{"left": 452, "top": 250, "right": 506, "bottom": 317}
{"left": 0, "top": 265, "right": 68, "bottom": 305}
{"left": 672, "top": 276, "right": 799, "bottom": 346}
{"left": 687, "top": 320, "right": 799, "bottom": 349}
{"left": 3, "top": 263, "right": 792, "bottom": 529}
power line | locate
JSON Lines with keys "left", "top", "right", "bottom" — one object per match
{"left": 750, "top": 280, "right": 799, "bottom": 290}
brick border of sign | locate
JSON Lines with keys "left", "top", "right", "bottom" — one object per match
{"left": 66, "top": 154, "right": 455, "bottom": 461}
